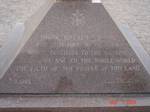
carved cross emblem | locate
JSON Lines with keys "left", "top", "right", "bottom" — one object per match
{"left": 71, "top": 10, "right": 85, "bottom": 26}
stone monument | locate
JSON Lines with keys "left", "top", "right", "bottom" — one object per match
{"left": 0, "top": 0, "right": 150, "bottom": 111}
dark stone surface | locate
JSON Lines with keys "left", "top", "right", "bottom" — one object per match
{"left": 0, "top": 1, "right": 150, "bottom": 94}
{"left": 1, "top": 107, "right": 150, "bottom": 112}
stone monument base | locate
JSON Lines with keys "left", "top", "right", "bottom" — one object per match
{"left": 0, "top": 0, "right": 150, "bottom": 111}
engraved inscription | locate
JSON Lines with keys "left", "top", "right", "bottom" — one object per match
{"left": 1, "top": 2, "right": 150, "bottom": 93}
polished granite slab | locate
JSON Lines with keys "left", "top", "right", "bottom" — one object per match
{"left": 0, "top": 0, "right": 150, "bottom": 94}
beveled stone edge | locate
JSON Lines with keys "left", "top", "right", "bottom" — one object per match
{"left": 119, "top": 24, "right": 150, "bottom": 75}
{"left": 0, "top": 23, "right": 25, "bottom": 79}
{"left": 0, "top": 0, "right": 56, "bottom": 80}
{"left": 0, "top": 95, "right": 150, "bottom": 108}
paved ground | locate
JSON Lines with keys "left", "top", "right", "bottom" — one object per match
{"left": 0, "top": 0, "right": 150, "bottom": 55}
{"left": 0, "top": 0, "right": 46, "bottom": 46}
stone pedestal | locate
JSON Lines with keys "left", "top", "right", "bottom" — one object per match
{"left": 0, "top": 0, "right": 150, "bottom": 111}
